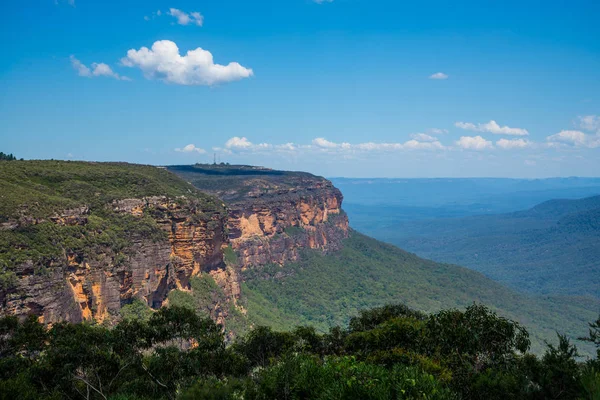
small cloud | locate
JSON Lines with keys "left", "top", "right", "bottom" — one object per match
{"left": 577, "top": 115, "right": 600, "bottom": 132}
{"left": 144, "top": 10, "right": 162, "bottom": 21}
{"left": 496, "top": 138, "right": 531, "bottom": 149}
{"left": 121, "top": 40, "right": 253, "bottom": 86}
{"left": 524, "top": 160, "right": 536, "bottom": 166}
{"left": 225, "top": 137, "right": 253, "bottom": 150}
{"left": 410, "top": 133, "right": 438, "bottom": 142}
{"left": 313, "top": 137, "right": 343, "bottom": 149}
{"left": 429, "top": 72, "right": 448, "bottom": 80}
{"left": 70, "top": 56, "right": 130, "bottom": 80}
{"left": 429, "top": 128, "right": 448, "bottom": 134}
{"left": 546, "top": 130, "right": 600, "bottom": 148}
{"left": 167, "top": 8, "right": 204, "bottom": 26}
{"left": 455, "top": 120, "right": 528, "bottom": 136}
{"left": 313, "top": 0, "right": 334, "bottom": 3}
{"left": 175, "top": 144, "right": 206, "bottom": 154}
{"left": 455, "top": 135, "right": 494, "bottom": 150}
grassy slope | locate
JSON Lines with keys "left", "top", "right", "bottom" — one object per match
{"left": 243, "top": 231, "right": 599, "bottom": 355}
{"left": 0, "top": 160, "right": 223, "bottom": 271}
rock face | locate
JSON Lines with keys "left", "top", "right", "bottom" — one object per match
{"left": 1, "top": 196, "right": 234, "bottom": 325}
{"left": 168, "top": 165, "right": 350, "bottom": 269}
{"left": 1, "top": 163, "right": 349, "bottom": 330}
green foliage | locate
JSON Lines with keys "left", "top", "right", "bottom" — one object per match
{"left": 242, "top": 354, "right": 458, "bottom": 400}
{"left": 1, "top": 303, "right": 599, "bottom": 399}
{"left": 242, "top": 231, "right": 598, "bottom": 355}
{"left": 0, "top": 152, "right": 17, "bottom": 161}
{"left": 0, "top": 270, "right": 17, "bottom": 291}
{"left": 120, "top": 298, "right": 154, "bottom": 322}
{"left": 167, "top": 275, "right": 249, "bottom": 336}
{"left": 284, "top": 225, "right": 304, "bottom": 237}
{"left": 223, "top": 245, "right": 238, "bottom": 266}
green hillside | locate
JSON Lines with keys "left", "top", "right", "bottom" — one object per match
{"left": 242, "top": 231, "right": 599, "bottom": 355}
{"left": 353, "top": 196, "right": 600, "bottom": 298}
{"left": 0, "top": 160, "right": 223, "bottom": 284}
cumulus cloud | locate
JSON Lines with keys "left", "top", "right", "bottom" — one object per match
{"left": 429, "top": 72, "right": 448, "bottom": 80}
{"left": 455, "top": 136, "right": 494, "bottom": 150}
{"left": 455, "top": 120, "right": 528, "bottom": 136}
{"left": 70, "top": 56, "right": 130, "bottom": 80}
{"left": 496, "top": 138, "right": 530, "bottom": 149}
{"left": 121, "top": 40, "right": 253, "bottom": 86}
{"left": 175, "top": 144, "right": 206, "bottom": 154}
{"left": 410, "top": 133, "right": 438, "bottom": 142}
{"left": 167, "top": 8, "right": 204, "bottom": 26}
{"left": 546, "top": 130, "right": 600, "bottom": 148}
{"left": 225, "top": 137, "right": 254, "bottom": 150}
{"left": 313, "top": 138, "right": 350, "bottom": 149}
{"left": 578, "top": 115, "right": 600, "bottom": 132}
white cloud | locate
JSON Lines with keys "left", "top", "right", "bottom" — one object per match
{"left": 167, "top": 8, "right": 204, "bottom": 26}
{"left": 429, "top": 128, "right": 448, "bottom": 134}
{"left": 70, "top": 55, "right": 91, "bottom": 77}
{"left": 121, "top": 40, "right": 253, "bottom": 86}
{"left": 524, "top": 160, "right": 536, "bottom": 166}
{"left": 225, "top": 137, "right": 254, "bottom": 150}
{"left": 577, "top": 115, "right": 600, "bottom": 132}
{"left": 144, "top": 10, "right": 162, "bottom": 21}
{"left": 70, "top": 56, "right": 130, "bottom": 80}
{"left": 403, "top": 140, "right": 445, "bottom": 150}
{"left": 455, "top": 136, "right": 494, "bottom": 150}
{"left": 496, "top": 138, "right": 530, "bottom": 149}
{"left": 455, "top": 120, "right": 528, "bottom": 136}
{"left": 313, "top": 0, "right": 334, "bottom": 3}
{"left": 410, "top": 133, "right": 437, "bottom": 142}
{"left": 429, "top": 72, "right": 448, "bottom": 80}
{"left": 175, "top": 144, "right": 206, "bottom": 154}
{"left": 546, "top": 130, "right": 600, "bottom": 148}
{"left": 313, "top": 137, "right": 348, "bottom": 149}
{"left": 219, "top": 136, "right": 446, "bottom": 155}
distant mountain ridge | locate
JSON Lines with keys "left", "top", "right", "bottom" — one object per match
{"left": 352, "top": 194, "right": 600, "bottom": 298}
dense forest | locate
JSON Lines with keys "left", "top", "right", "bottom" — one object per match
{"left": 347, "top": 196, "right": 600, "bottom": 298}
{"left": 1, "top": 303, "right": 598, "bottom": 399}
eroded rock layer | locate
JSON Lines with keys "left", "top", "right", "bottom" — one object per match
{"left": 1, "top": 196, "right": 233, "bottom": 325}
{"left": 168, "top": 165, "right": 350, "bottom": 269}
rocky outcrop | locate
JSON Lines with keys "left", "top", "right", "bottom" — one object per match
{"left": 168, "top": 165, "right": 350, "bottom": 270}
{"left": 1, "top": 196, "right": 234, "bottom": 326}
{"left": 228, "top": 185, "right": 348, "bottom": 268}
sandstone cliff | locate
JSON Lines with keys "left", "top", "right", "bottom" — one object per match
{"left": 0, "top": 161, "right": 349, "bottom": 332}
{"left": 1, "top": 196, "right": 237, "bottom": 326}
{"left": 168, "top": 164, "right": 350, "bottom": 269}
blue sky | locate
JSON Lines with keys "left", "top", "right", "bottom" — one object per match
{"left": 1, "top": 0, "right": 599, "bottom": 178}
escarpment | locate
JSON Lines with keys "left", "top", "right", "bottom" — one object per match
{"left": 168, "top": 164, "right": 350, "bottom": 269}
{"left": 0, "top": 161, "right": 349, "bottom": 331}
{"left": 1, "top": 196, "right": 236, "bottom": 325}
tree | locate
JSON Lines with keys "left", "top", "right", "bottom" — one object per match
{"left": 0, "top": 152, "right": 17, "bottom": 161}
